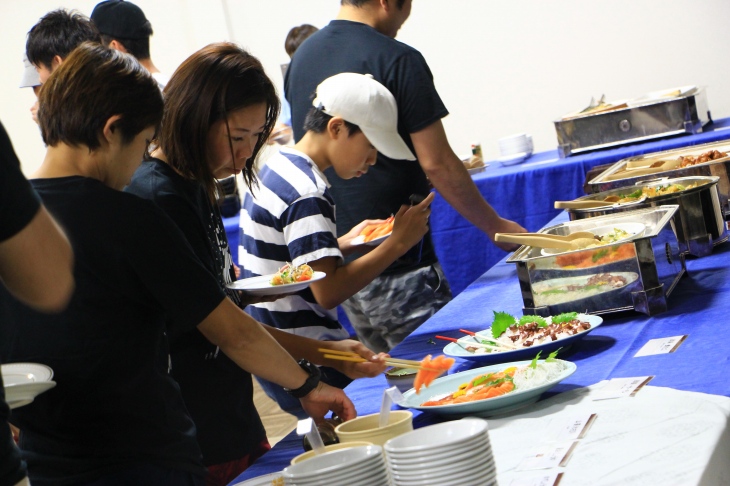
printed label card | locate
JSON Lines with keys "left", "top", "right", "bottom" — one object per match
{"left": 516, "top": 441, "right": 578, "bottom": 471}
{"left": 634, "top": 335, "right": 687, "bottom": 357}
{"left": 509, "top": 472, "right": 564, "bottom": 486}
{"left": 593, "top": 376, "right": 654, "bottom": 400}
{"left": 545, "top": 413, "right": 597, "bottom": 442}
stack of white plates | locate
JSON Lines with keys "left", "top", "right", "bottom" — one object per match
{"left": 497, "top": 133, "right": 533, "bottom": 166}
{"left": 1, "top": 362, "right": 56, "bottom": 409}
{"left": 281, "top": 445, "right": 390, "bottom": 486}
{"left": 383, "top": 418, "right": 496, "bottom": 486}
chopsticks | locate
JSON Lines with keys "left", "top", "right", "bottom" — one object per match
{"left": 435, "top": 334, "right": 517, "bottom": 353}
{"left": 458, "top": 329, "right": 519, "bottom": 350}
{"left": 318, "top": 348, "right": 437, "bottom": 371}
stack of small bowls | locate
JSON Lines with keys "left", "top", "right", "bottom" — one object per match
{"left": 383, "top": 418, "right": 497, "bottom": 486}
{"left": 281, "top": 445, "right": 390, "bottom": 486}
{"left": 497, "top": 133, "right": 533, "bottom": 166}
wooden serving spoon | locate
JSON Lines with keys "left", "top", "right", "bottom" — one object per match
{"left": 554, "top": 200, "right": 617, "bottom": 209}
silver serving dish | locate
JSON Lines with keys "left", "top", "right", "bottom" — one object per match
{"left": 554, "top": 87, "right": 710, "bottom": 157}
{"left": 506, "top": 206, "right": 684, "bottom": 317}
{"left": 565, "top": 176, "right": 727, "bottom": 257}
{"left": 586, "top": 140, "right": 730, "bottom": 219}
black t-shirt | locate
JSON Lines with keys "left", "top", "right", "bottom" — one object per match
{"left": 0, "top": 176, "right": 225, "bottom": 485}
{"left": 0, "top": 121, "right": 35, "bottom": 486}
{"left": 126, "top": 160, "right": 266, "bottom": 466}
{"left": 285, "top": 20, "right": 449, "bottom": 275}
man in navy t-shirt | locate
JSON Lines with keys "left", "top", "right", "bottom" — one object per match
{"left": 285, "top": 0, "right": 526, "bottom": 352}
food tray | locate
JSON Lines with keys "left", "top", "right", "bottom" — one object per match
{"left": 586, "top": 139, "right": 730, "bottom": 220}
{"left": 554, "top": 87, "right": 710, "bottom": 157}
{"left": 566, "top": 176, "right": 727, "bottom": 257}
{"left": 506, "top": 206, "right": 684, "bottom": 317}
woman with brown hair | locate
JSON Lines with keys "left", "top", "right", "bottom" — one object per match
{"left": 125, "top": 42, "right": 386, "bottom": 486}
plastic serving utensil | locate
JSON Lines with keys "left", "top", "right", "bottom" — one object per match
{"left": 380, "top": 387, "right": 405, "bottom": 427}
{"left": 297, "top": 418, "right": 325, "bottom": 454}
{"left": 496, "top": 231, "right": 597, "bottom": 241}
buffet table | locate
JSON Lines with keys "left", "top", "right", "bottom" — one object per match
{"left": 231, "top": 211, "right": 730, "bottom": 485}
{"left": 431, "top": 116, "right": 730, "bottom": 295}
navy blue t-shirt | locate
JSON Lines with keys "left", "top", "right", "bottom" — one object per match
{"left": 126, "top": 160, "right": 267, "bottom": 466}
{"left": 0, "top": 120, "right": 35, "bottom": 486}
{"left": 285, "top": 20, "right": 449, "bottom": 275}
{"left": 0, "top": 176, "right": 225, "bottom": 485}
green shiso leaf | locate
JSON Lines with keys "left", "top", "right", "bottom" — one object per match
{"left": 519, "top": 315, "right": 548, "bottom": 327}
{"left": 551, "top": 312, "right": 578, "bottom": 324}
{"left": 491, "top": 311, "right": 517, "bottom": 339}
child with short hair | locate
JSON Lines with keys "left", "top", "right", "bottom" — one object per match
{"left": 240, "top": 72, "right": 434, "bottom": 416}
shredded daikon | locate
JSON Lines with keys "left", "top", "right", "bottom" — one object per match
{"left": 513, "top": 359, "right": 569, "bottom": 391}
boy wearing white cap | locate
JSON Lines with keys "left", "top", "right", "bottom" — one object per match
{"left": 240, "top": 73, "right": 433, "bottom": 415}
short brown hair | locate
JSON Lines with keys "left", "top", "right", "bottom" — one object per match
{"left": 38, "top": 42, "right": 163, "bottom": 150}
{"left": 285, "top": 24, "right": 319, "bottom": 58}
{"left": 157, "top": 42, "right": 280, "bottom": 198}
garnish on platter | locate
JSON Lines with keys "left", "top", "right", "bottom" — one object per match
{"left": 270, "top": 263, "right": 314, "bottom": 286}
{"left": 421, "top": 349, "right": 567, "bottom": 406}
{"left": 464, "top": 311, "right": 591, "bottom": 354}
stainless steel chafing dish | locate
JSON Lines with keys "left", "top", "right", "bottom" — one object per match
{"left": 554, "top": 87, "right": 710, "bottom": 157}
{"left": 506, "top": 206, "right": 684, "bottom": 317}
{"left": 586, "top": 140, "right": 730, "bottom": 220}
{"left": 565, "top": 176, "right": 727, "bottom": 257}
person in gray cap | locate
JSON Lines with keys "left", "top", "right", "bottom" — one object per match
{"left": 20, "top": 54, "right": 41, "bottom": 124}
{"left": 91, "top": 0, "right": 169, "bottom": 87}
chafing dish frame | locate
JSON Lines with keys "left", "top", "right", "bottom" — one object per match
{"left": 506, "top": 206, "right": 684, "bottom": 317}
{"left": 554, "top": 88, "right": 710, "bottom": 158}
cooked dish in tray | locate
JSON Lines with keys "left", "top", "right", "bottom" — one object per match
{"left": 532, "top": 272, "right": 639, "bottom": 306}
{"left": 604, "top": 181, "right": 706, "bottom": 203}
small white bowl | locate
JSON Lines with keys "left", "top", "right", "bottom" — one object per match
{"left": 335, "top": 410, "right": 413, "bottom": 446}
{"left": 384, "top": 367, "right": 418, "bottom": 393}
{"left": 383, "top": 417, "right": 488, "bottom": 453}
{"left": 290, "top": 441, "right": 373, "bottom": 464}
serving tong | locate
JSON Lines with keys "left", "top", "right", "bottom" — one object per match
{"left": 494, "top": 231, "right": 598, "bottom": 250}
{"left": 554, "top": 195, "right": 648, "bottom": 209}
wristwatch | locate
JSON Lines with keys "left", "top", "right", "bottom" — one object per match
{"left": 284, "top": 359, "right": 321, "bottom": 398}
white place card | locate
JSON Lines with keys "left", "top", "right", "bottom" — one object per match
{"left": 516, "top": 441, "right": 578, "bottom": 471}
{"left": 546, "top": 413, "right": 597, "bottom": 442}
{"left": 509, "top": 472, "right": 564, "bottom": 486}
{"left": 593, "top": 376, "right": 654, "bottom": 401}
{"left": 634, "top": 335, "right": 687, "bottom": 357}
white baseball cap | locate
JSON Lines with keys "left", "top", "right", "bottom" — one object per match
{"left": 20, "top": 53, "right": 40, "bottom": 88}
{"left": 312, "top": 73, "right": 415, "bottom": 161}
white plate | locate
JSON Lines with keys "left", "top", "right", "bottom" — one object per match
{"left": 497, "top": 151, "right": 531, "bottom": 166}
{"left": 351, "top": 232, "right": 392, "bottom": 247}
{"left": 444, "top": 313, "right": 602, "bottom": 365}
{"left": 398, "top": 359, "right": 577, "bottom": 417}
{"left": 226, "top": 271, "right": 326, "bottom": 296}
{"left": 1, "top": 363, "right": 53, "bottom": 385}
{"left": 2, "top": 363, "right": 56, "bottom": 410}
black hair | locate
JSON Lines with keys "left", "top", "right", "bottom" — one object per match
{"left": 100, "top": 34, "right": 151, "bottom": 60}
{"left": 26, "top": 9, "right": 101, "bottom": 69}
{"left": 284, "top": 24, "right": 319, "bottom": 58}
{"left": 302, "top": 107, "right": 361, "bottom": 136}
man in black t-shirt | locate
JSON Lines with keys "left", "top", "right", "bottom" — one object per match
{"left": 0, "top": 120, "right": 74, "bottom": 486}
{"left": 284, "top": 0, "right": 527, "bottom": 352}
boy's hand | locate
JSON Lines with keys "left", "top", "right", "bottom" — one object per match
{"left": 322, "top": 339, "right": 389, "bottom": 379}
{"left": 338, "top": 218, "right": 387, "bottom": 255}
{"left": 389, "top": 192, "right": 435, "bottom": 251}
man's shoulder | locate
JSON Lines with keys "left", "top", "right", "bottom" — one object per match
{"left": 310, "top": 20, "right": 420, "bottom": 59}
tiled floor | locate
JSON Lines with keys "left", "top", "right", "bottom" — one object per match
{"left": 253, "top": 378, "right": 298, "bottom": 446}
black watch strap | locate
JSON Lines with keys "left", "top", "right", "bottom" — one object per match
{"left": 284, "top": 359, "right": 321, "bottom": 398}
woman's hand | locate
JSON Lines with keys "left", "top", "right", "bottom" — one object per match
{"left": 323, "top": 339, "right": 389, "bottom": 379}
{"left": 299, "top": 381, "right": 357, "bottom": 423}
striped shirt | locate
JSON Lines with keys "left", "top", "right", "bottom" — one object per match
{"left": 239, "top": 147, "right": 349, "bottom": 340}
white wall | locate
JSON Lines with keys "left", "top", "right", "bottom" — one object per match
{"left": 2, "top": 0, "right": 729, "bottom": 175}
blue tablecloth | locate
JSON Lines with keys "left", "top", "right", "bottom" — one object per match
{"left": 231, "top": 210, "right": 730, "bottom": 484}
{"left": 431, "top": 117, "right": 730, "bottom": 295}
